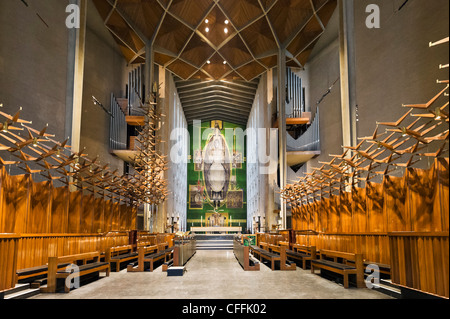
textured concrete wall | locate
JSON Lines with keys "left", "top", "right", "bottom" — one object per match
{"left": 353, "top": 0, "right": 449, "bottom": 170}
{"left": 296, "top": 0, "right": 449, "bottom": 177}
{"left": 0, "top": 0, "right": 70, "bottom": 177}
{"left": 0, "top": 0, "right": 130, "bottom": 178}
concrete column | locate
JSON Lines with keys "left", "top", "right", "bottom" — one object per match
{"left": 143, "top": 41, "right": 154, "bottom": 231}
{"left": 69, "top": 0, "right": 87, "bottom": 154}
{"left": 145, "top": 42, "right": 154, "bottom": 104}
{"left": 277, "top": 49, "right": 287, "bottom": 229}
{"left": 338, "top": 0, "right": 357, "bottom": 148}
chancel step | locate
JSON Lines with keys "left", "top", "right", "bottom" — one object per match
{"left": 0, "top": 283, "right": 40, "bottom": 300}
{"left": 196, "top": 240, "right": 233, "bottom": 250}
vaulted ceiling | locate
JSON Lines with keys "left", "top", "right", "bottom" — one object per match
{"left": 93, "top": 0, "right": 337, "bottom": 124}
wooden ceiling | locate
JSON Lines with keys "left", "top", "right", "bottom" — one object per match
{"left": 93, "top": 0, "right": 337, "bottom": 124}
{"left": 174, "top": 77, "right": 259, "bottom": 125}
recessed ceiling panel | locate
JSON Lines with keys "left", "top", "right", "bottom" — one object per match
{"left": 219, "top": 0, "right": 264, "bottom": 30}
{"left": 169, "top": 0, "right": 212, "bottom": 28}
{"left": 239, "top": 17, "right": 277, "bottom": 58}
{"left": 236, "top": 61, "right": 266, "bottom": 81}
{"left": 202, "top": 53, "right": 233, "bottom": 80}
{"left": 116, "top": 0, "right": 165, "bottom": 40}
{"left": 167, "top": 59, "right": 198, "bottom": 80}
{"left": 286, "top": 16, "right": 323, "bottom": 57}
{"left": 267, "top": 0, "right": 314, "bottom": 45}
{"left": 218, "top": 35, "right": 253, "bottom": 68}
{"left": 154, "top": 14, "right": 194, "bottom": 56}
{"left": 180, "top": 33, "right": 216, "bottom": 68}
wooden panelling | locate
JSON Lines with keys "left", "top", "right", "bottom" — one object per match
{"left": 28, "top": 181, "right": 51, "bottom": 233}
{"left": 340, "top": 192, "right": 352, "bottom": 233}
{"left": 1, "top": 174, "right": 30, "bottom": 234}
{"left": 94, "top": 197, "right": 105, "bottom": 234}
{"left": 51, "top": 186, "right": 69, "bottom": 233}
{"left": 119, "top": 204, "right": 128, "bottom": 231}
{"left": 352, "top": 187, "right": 367, "bottom": 232}
{"left": 68, "top": 191, "right": 82, "bottom": 233}
{"left": 111, "top": 201, "right": 120, "bottom": 231}
{"left": 384, "top": 176, "right": 408, "bottom": 232}
{"left": 81, "top": 194, "right": 95, "bottom": 233}
{"left": 104, "top": 200, "right": 113, "bottom": 232}
{"left": 291, "top": 160, "right": 449, "bottom": 298}
{"left": 389, "top": 232, "right": 449, "bottom": 298}
{"left": 0, "top": 234, "right": 19, "bottom": 292}
{"left": 406, "top": 167, "right": 436, "bottom": 232}
{"left": 366, "top": 182, "right": 385, "bottom": 232}
{"left": 0, "top": 170, "right": 137, "bottom": 235}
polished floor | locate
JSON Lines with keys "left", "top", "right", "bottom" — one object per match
{"left": 31, "top": 249, "right": 392, "bottom": 299}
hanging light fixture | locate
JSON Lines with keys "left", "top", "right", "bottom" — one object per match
{"left": 2, "top": 122, "right": 8, "bottom": 133}
{"left": 435, "top": 107, "right": 442, "bottom": 120}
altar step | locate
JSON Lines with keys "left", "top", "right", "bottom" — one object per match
{"left": 196, "top": 240, "right": 233, "bottom": 250}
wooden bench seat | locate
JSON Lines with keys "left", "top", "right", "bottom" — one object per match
{"left": 106, "top": 247, "right": 139, "bottom": 272}
{"left": 311, "top": 250, "right": 364, "bottom": 288}
{"left": 16, "top": 263, "right": 71, "bottom": 284}
{"left": 286, "top": 245, "right": 317, "bottom": 270}
{"left": 127, "top": 245, "right": 172, "bottom": 272}
{"left": 43, "top": 251, "right": 110, "bottom": 293}
{"left": 250, "top": 245, "right": 296, "bottom": 271}
{"left": 143, "top": 249, "right": 171, "bottom": 272}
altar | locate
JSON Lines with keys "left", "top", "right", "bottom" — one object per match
{"left": 190, "top": 226, "right": 242, "bottom": 234}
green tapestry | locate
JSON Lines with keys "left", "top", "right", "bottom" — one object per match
{"left": 187, "top": 120, "right": 247, "bottom": 232}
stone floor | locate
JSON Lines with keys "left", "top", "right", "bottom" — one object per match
{"left": 31, "top": 250, "right": 393, "bottom": 299}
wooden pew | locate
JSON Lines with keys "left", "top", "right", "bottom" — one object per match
{"left": 311, "top": 250, "right": 364, "bottom": 288}
{"left": 233, "top": 239, "right": 260, "bottom": 271}
{"left": 43, "top": 251, "right": 110, "bottom": 293}
{"left": 286, "top": 245, "right": 317, "bottom": 270}
{"left": 127, "top": 244, "right": 172, "bottom": 272}
{"left": 143, "top": 244, "right": 172, "bottom": 272}
{"left": 250, "top": 245, "right": 296, "bottom": 271}
{"left": 105, "top": 245, "right": 138, "bottom": 272}
{"left": 17, "top": 263, "right": 71, "bottom": 285}
{"left": 126, "top": 245, "right": 158, "bottom": 272}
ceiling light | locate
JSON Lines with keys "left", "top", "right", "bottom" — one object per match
{"left": 205, "top": 19, "right": 209, "bottom": 24}
{"left": 225, "top": 20, "right": 229, "bottom": 24}
{"left": 223, "top": 61, "right": 227, "bottom": 64}
{"left": 435, "top": 108, "right": 442, "bottom": 120}
{"left": 205, "top": 27, "right": 210, "bottom": 33}
{"left": 224, "top": 27, "right": 228, "bottom": 34}
{"left": 207, "top": 60, "right": 211, "bottom": 64}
